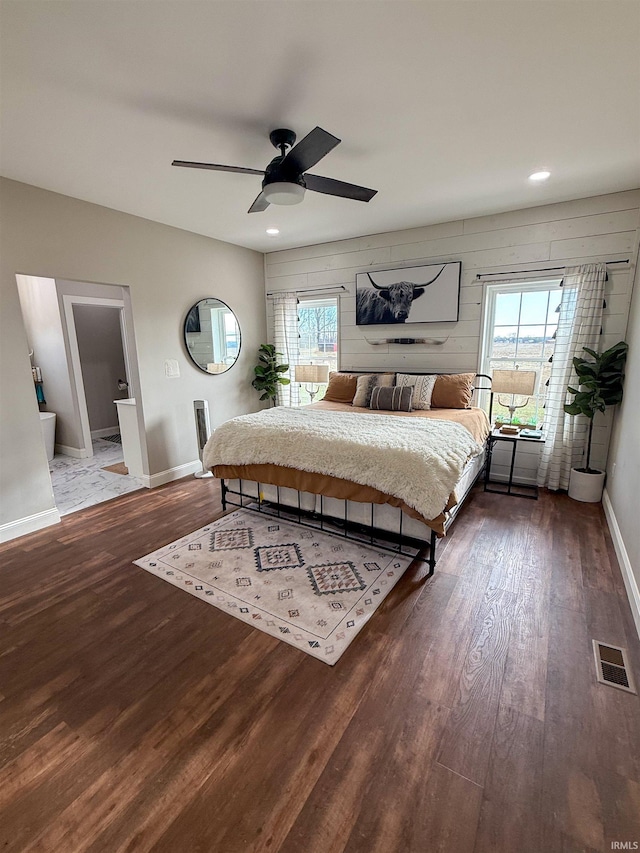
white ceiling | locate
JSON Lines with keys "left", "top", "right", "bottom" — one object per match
{"left": 1, "top": 1, "right": 639, "bottom": 253}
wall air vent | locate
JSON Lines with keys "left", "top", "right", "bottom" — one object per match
{"left": 592, "top": 640, "right": 636, "bottom": 694}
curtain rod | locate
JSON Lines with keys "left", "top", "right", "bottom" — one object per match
{"left": 475, "top": 259, "right": 629, "bottom": 279}
{"left": 266, "top": 285, "right": 347, "bottom": 297}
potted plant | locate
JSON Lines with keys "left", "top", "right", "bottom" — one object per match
{"left": 564, "top": 340, "right": 628, "bottom": 502}
{"left": 251, "top": 343, "right": 290, "bottom": 405}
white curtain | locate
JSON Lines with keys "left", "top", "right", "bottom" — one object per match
{"left": 537, "top": 263, "right": 606, "bottom": 490}
{"left": 271, "top": 291, "right": 300, "bottom": 406}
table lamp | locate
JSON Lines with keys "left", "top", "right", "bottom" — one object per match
{"left": 490, "top": 368, "right": 537, "bottom": 425}
{"left": 294, "top": 363, "right": 330, "bottom": 403}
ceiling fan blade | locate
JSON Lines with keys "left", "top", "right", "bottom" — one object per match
{"left": 172, "top": 160, "right": 264, "bottom": 176}
{"left": 248, "top": 192, "right": 270, "bottom": 213}
{"left": 304, "top": 173, "right": 378, "bottom": 202}
{"left": 281, "top": 127, "right": 340, "bottom": 174}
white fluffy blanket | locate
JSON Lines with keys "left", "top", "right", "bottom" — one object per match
{"left": 204, "top": 407, "right": 483, "bottom": 522}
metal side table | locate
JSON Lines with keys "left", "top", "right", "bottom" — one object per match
{"left": 484, "top": 428, "right": 545, "bottom": 499}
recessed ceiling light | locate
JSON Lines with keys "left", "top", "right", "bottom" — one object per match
{"left": 528, "top": 170, "right": 551, "bottom": 182}
{"left": 266, "top": 227, "right": 280, "bottom": 235}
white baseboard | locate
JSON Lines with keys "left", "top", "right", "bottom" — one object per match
{"left": 55, "top": 444, "right": 90, "bottom": 459}
{"left": 91, "top": 426, "right": 120, "bottom": 438}
{"left": 140, "top": 459, "right": 202, "bottom": 489}
{"left": 603, "top": 488, "right": 640, "bottom": 641}
{"left": 0, "top": 506, "right": 61, "bottom": 543}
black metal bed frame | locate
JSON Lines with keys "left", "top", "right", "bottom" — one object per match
{"left": 220, "top": 477, "right": 440, "bottom": 575}
{"left": 218, "top": 375, "right": 492, "bottom": 578}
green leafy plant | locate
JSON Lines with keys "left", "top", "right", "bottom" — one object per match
{"left": 251, "top": 343, "right": 290, "bottom": 404}
{"left": 564, "top": 340, "right": 628, "bottom": 473}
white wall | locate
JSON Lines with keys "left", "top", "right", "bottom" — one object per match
{"left": 15, "top": 275, "right": 80, "bottom": 447}
{"left": 265, "top": 190, "right": 640, "bottom": 484}
{"left": 0, "top": 178, "right": 265, "bottom": 540}
{"left": 605, "top": 250, "right": 640, "bottom": 635}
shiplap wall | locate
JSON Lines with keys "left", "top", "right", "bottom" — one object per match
{"left": 265, "top": 190, "right": 640, "bottom": 484}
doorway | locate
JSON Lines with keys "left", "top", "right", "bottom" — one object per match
{"left": 16, "top": 276, "right": 146, "bottom": 515}
{"left": 73, "top": 303, "right": 129, "bottom": 438}
{"left": 62, "top": 295, "right": 132, "bottom": 454}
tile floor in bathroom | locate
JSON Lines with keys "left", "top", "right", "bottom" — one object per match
{"left": 50, "top": 437, "right": 145, "bottom": 516}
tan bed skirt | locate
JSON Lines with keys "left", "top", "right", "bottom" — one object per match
{"left": 212, "top": 462, "right": 457, "bottom": 537}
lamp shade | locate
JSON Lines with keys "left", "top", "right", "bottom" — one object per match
{"left": 263, "top": 182, "right": 305, "bottom": 206}
{"left": 294, "top": 364, "right": 330, "bottom": 384}
{"left": 491, "top": 369, "right": 536, "bottom": 396}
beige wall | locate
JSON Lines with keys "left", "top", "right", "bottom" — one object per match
{"left": 0, "top": 178, "right": 265, "bottom": 538}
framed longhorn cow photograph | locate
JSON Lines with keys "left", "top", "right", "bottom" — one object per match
{"left": 355, "top": 261, "right": 461, "bottom": 325}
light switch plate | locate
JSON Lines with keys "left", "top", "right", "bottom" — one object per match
{"left": 164, "top": 359, "right": 180, "bottom": 378}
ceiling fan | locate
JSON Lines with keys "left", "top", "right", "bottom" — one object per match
{"left": 172, "top": 126, "right": 378, "bottom": 213}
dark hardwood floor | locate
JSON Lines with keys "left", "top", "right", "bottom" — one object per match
{"left": 1, "top": 478, "right": 639, "bottom": 852}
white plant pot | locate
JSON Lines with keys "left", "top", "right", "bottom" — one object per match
{"left": 568, "top": 467, "right": 606, "bottom": 503}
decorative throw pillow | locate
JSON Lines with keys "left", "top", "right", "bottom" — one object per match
{"left": 396, "top": 373, "right": 437, "bottom": 410}
{"left": 431, "top": 373, "right": 475, "bottom": 408}
{"left": 352, "top": 373, "right": 395, "bottom": 408}
{"left": 322, "top": 372, "right": 359, "bottom": 404}
{"left": 369, "top": 385, "right": 413, "bottom": 412}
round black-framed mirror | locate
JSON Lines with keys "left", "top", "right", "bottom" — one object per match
{"left": 183, "top": 298, "right": 241, "bottom": 374}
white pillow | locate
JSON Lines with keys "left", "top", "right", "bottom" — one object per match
{"left": 396, "top": 373, "right": 437, "bottom": 410}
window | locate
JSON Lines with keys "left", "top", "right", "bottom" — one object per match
{"left": 209, "top": 304, "right": 239, "bottom": 364}
{"left": 480, "top": 280, "right": 562, "bottom": 427}
{"left": 297, "top": 296, "right": 339, "bottom": 405}
{"left": 223, "top": 310, "right": 240, "bottom": 360}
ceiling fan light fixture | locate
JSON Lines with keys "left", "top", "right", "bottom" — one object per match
{"left": 174, "top": 126, "right": 377, "bottom": 213}
{"left": 262, "top": 182, "right": 306, "bottom": 205}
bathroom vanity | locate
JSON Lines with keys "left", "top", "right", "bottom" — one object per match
{"left": 114, "top": 398, "right": 143, "bottom": 478}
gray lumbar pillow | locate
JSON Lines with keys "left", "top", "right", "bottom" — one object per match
{"left": 369, "top": 385, "right": 413, "bottom": 412}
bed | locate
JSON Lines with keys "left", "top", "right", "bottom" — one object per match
{"left": 203, "top": 373, "right": 491, "bottom": 575}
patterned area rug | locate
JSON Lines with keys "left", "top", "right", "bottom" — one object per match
{"left": 134, "top": 509, "right": 412, "bottom": 665}
{"left": 100, "top": 434, "right": 122, "bottom": 444}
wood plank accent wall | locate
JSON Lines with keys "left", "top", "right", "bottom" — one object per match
{"left": 265, "top": 190, "right": 640, "bottom": 481}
